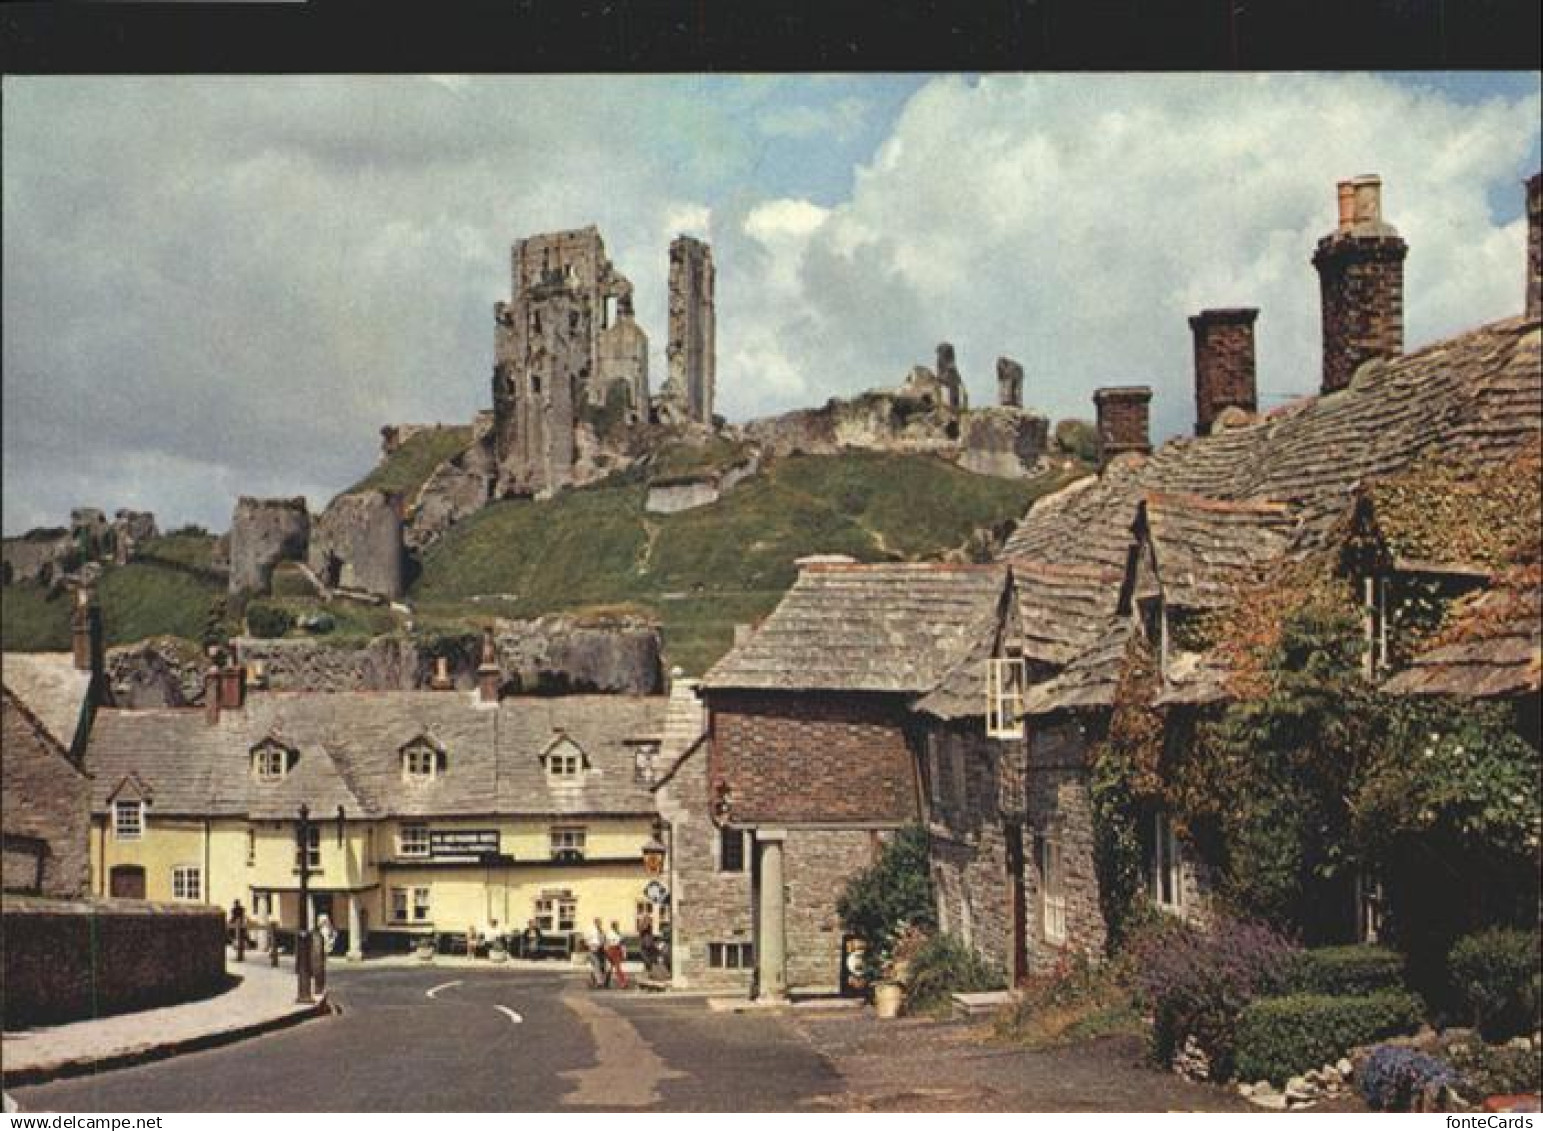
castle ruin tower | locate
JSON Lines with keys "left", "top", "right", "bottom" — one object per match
{"left": 664, "top": 236, "right": 716, "bottom": 424}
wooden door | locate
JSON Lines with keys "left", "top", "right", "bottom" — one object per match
{"left": 109, "top": 865, "right": 146, "bottom": 899}
{"left": 1005, "top": 824, "right": 1028, "bottom": 984}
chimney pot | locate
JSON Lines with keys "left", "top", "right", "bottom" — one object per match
{"left": 1093, "top": 386, "right": 1153, "bottom": 467}
{"left": 1336, "top": 180, "right": 1356, "bottom": 232}
{"left": 1188, "top": 307, "right": 1259, "bottom": 436}
{"left": 477, "top": 627, "right": 501, "bottom": 704}
{"left": 431, "top": 655, "right": 454, "bottom": 691}
{"left": 1313, "top": 175, "right": 1407, "bottom": 395}
{"left": 204, "top": 664, "right": 221, "bottom": 724}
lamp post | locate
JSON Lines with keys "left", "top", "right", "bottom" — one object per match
{"left": 295, "top": 803, "right": 313, "bottom": 1004}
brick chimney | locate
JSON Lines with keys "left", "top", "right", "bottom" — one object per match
{"left": 430, "top": 655, "right": 454, "bottom": 691}
{"left": 1527, "top": 172, "right": 1541, "bottom": 322}
{"left": 204, "top": 663, "right": 221, "bottom": 724}
{"left": 1312, "top": 175, "right": 1407, "bottom": 394}
{"left": 1189, "top": 308, "right": 1259, "bottom": 436}
{"left": 997, "top": 357, "right": 1024, "bottom": 408}
{"left": 218, "top": 660, "right": 246, "bottom": 712}
{"left": 70, "top": 588, "right": 94, "bottom": 671}
{"left": 1093, "top": 386, "right": 1153, "bottom": 466}
{"left": 477, "top": 626, "right": 501, "bottom": 704}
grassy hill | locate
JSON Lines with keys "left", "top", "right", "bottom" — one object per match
{"left": 343, "top": 426, "right": 474, "bottom": 500}
{"left": 1, "top": 563, "right": 223, "bottom": 652}
{"left": 413, "top": 451, "right": 1084, "bottom": 673}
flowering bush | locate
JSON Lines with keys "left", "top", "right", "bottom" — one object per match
{"left": 1131, "top": 914, "right": 1300, "bottom": 1079}
{"left": 1357, "top": 1045, "right": 1459, "bottom": 1111}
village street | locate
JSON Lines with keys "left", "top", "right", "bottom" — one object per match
{"left": 8, "top": 966, "right": 1252, "bottom": 1113}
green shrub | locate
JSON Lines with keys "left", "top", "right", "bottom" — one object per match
{"left": 1053, "top": 418, "right": 1099, "bottom": 463}
{"left": 1234, "top": 990, "right": 1425, "bottom": 1085}
{"left": 245, "top": 601, "right": 292, "bottom": 639}
{"left": 904, "top": 932, "right": 1005, "bottom": 1014}
{"left": 1286, "top": 945, "right": 1405, "bottom": 996}
{"left": 995, "top": 948, "right": 1143, "bottom": 1048}
{"left": 269, "top": 564, "right": 317, "bottom": 599}
{"left": 836, "top": 825, "right": 935, "bottom": 952}
{"left": 1449, "top": 928, "right": 1541, "bottom": 1041}
{"left": 1443, "top": 1037, "right": 1543, "bottom": 1102}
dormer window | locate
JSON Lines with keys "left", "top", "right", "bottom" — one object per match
{"left": 401, "top": 736, "right": 446, "bottom": 783}
{"left": 251, "top": 737, "right": 296, "bottom": 783}
{"left": 544, "top": 735, "right": 587, "bottom": 779}
{"left": 114, "top": 799, "right": 144, "bottom": 840}
{"left": 985, "top": 656, "right": 1027, "bottom": 740}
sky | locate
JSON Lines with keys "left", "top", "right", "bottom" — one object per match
{"left": 3, "top": 73, "right": 1540, "bottom": 535}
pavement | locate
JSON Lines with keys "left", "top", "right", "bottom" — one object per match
{"left": 1, "top": 952, "right": 331, "bottom": 1088}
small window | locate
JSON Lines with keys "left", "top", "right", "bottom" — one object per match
{"left": 986, "top": 657, "right": 1027, "bottom": 739}
{"left": 550, "top": 826, "right": 587, "bottom": 861}
{"left": 399, "top": 824, "right": 430, "bottom": 858}
{"left": 114, "top": 800, "right": 143, "bottom": 841}
{"left": 632, "top": 741, "right": 661, "bottom": 784}
{"left": 413, "top": 887, "right": 431, "bottom": 922}
{"left": 255, "top": 744, "right": 287, "bottom": 782}
{"left": 708, "top": 941, "right": 754, "bottom": 969}
{"left": 1148, "top": 812, "right": 1183, "bottom": 912}
{"left": 546, "top": 738, "right": 585, "bottom": 779}
{"left": 535, "top": 892, "right": 577, "bottom": 933}
{"left": 390, "top": 887, "right": 410, "bottom": 924}
{"left": 1038, "top": 836, "right": 1067, "bottom": 944}
{"left": 402, "top": 740, "right": 442, "bottom": 782}
{"left": 719, "top": 827, "right": 745, "bottom": 873}
{"left": 172, "top": 865, "right": 202, "bottom": 902}
{"left": 1362, "top": 575, "right": 1390, "bottom": 677}
{"left": 295, "top": 824, "right": 322, "bottom": 872}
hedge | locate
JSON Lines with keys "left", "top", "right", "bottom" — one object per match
{"left": 1285, "top": 945, "right": 1405, "bottom": 996}
{"left": 1448, "top": 928, "right": 1540, "bottom": 1041}
{"left": 1234, "top": 990, "right": 1425, "bottom": 1085}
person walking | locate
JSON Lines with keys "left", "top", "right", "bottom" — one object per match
{"left": 606, "top": 920, "right": 629, "bottom": 990}
{"left": 229, "top": 899, "right": 248, "bottom": 961}
{"left": 586, "top": 917, "right": 610, "bottom": 989}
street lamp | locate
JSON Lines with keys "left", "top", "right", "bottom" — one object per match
{"left": 641, "top": 828, "right": 667, "bottom": 876}
{"left": 295, "top": 803, "right": 313, "bottom": 1004}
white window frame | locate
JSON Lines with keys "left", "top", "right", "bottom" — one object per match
{"left": 534, "top": 892, "right": 578, "bottom": 933}
{"left": 172, "top": 865, "right": 202, "bottom": 902}
{"left": 403, "top": 742, "right": 439, "bottom": 782}
{"left": 1149, "top": 812, "right": 1184, "bottom": 912}
{"left": 1038, "top": 836, "right": 1067, "bottom": 944}
{"left": 1363, "top": 575, "right": 1390, "bottom": 677}
{"left": 549, "top": 826, "right": 587, "bottom": 861}
{"left": 295, "top": 824, "right": 322, "bottom": 873}
{"left": 708, "top": 941, "right": 754, "bottom": 969}
{"left": 255, "top": 744, "right": 287, "bottom": 782}
{"left": 985, "top": 656, "right": 1027, "bottom": 740}
{"left": 390, "top": 887, "right": 410, "bottom": 924}
{"left": 398, "top": 823, "right": 430, "bottom": 859}
{"left": 412, "top": 887, "right": 431, "bottom": 923}
{"left": 113, "top": 800, "right": 144, "bottom": 841}
{"left": 547, "top": 742, "right": 583, "bottom": 778}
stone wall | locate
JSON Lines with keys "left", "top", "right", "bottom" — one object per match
{"left": 957, "top": 409, "right": 1049, "bottom": 479}
{"left": 2, "top": 895, "right": 226, "bottom": 1027}
{"left": 924, "top": 722, "right": 1018, "bottom": 979}
{"left": 406, "top": 437, "right": 496, "bottom": 551}
{"left": 1, "top": 690, "right": 90, "bottom": 898}
{"left": 106, "top": 637, "right": 209, "bottom": 708}
{"left": 663, "top": 236, "right": 715, "bottom": 424}
{"left": 234, "top": 615, "right": 663, "bottom": 695}
{"left": 644, "top": 477, "right": 720, "bottom": 515}
{"left": 706, "top": 690, "right": 920, "bottom": 826}
{"left": 783, "top": 827, "right": 885, "bottom": 991}
{"left": 1025, "top": 719, "right": 1106, "bottom": 970}
{"left": 308, "top": 490, "right": 405, "bottom": 600}
{"left": 228, "top": 496, "right": 310, "bottom": 595}
{"left": 1, "top": 531, "right": 75, "bottom": 585}
{"left": 655, "top": 736, "right": 755, "bottom": 992}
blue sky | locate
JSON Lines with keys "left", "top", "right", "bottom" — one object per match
{"left": 3, "top": 72, "right": 1540, "bottom": 533}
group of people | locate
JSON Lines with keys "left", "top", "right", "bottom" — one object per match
{"left": 585, "top": 907, "right": 665, "bottom": 989}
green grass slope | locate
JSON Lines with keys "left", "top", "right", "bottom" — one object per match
{"left": 344, "top": 426, "right": 474, "bottom": 500}
{"left": 1, "top": 561, "right": 223, "bottom": 652}
{"left": 414, "top": 451, "right": 1082, "bottom": 673}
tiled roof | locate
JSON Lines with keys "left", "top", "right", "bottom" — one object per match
{"left": 1, "top": 653, "right": 92, "bottom": 752}
{"left": 1002, "top": 317, "right": 1542, "bottom": 714}
{"left": 1139, "top": 493, "right": 1296, "bottom": 611}
{"left": 1382, "top": 572, "right": 1542, "bottom": 699}
{"left": 700, "top": 563, "right": 1008, "bottom": 694}
{"left": 85, "top": 692, "right": 667, "bottom": 819}
{"left": 1022, "top": 620, "right": 1134, "bottom": 716}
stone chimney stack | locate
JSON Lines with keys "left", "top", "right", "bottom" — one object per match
{"left": 1093, "top": 386, "right": 1153, "bottom": 467}
{"left": 203, "top": 662, "right": 221, "bottom": 725}
{"left": 1312, "top": 175, "right": 1407, "bottom": 395}
{"left": 477, "top": 627, "right": 501, "bottom": 704}
{"left": 70, "top": 588, "right": 94, "bottom": 672}
{"left": 996, "top": 357, "right": 1024, "bottom": 408}
{"left": 1189, "top": 308, "right": 1259, "bottom": 436}
{"left": 1527, "top": 172, "right": 1541, "bottom": 321}
{"left": 430, "top": 655, "right": 454, "bottom": 691}
{"left": 217, "top": 648, "right": 246, "bottom": 712}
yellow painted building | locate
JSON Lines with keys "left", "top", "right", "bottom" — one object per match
{"left": 85, "top": 687, "right": 668, "bottom": 955}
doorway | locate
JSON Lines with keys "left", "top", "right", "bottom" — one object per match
{"left": 1005, "top": 824, "right": 1028, "bottom": 984}
{"left": 109, "top": 864, "right": 146, "bottom": 899}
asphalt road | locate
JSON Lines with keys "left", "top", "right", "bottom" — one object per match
{"left": 11, "top": 967, "right": 843, "bottom": 1113}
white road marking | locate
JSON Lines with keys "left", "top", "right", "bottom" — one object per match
{"left": 425, "top": 980, "right": 463, "bottom": 999}
{"left": 495, "top": 1005, "right": 523, "bottom": 1025}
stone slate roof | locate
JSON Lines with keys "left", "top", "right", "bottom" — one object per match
{"left": 1, "top": 652, "right": 92, "bottom": 752}
{"left": 1022, "top": 620, "right": 1134, "bottom": 717}
{"left": 1002, "top": 316, "right": 1542, "bottom": 715}
{"left": 1138, "top": 493, "right": 1296, "bottom": 610}
{"left": 700, "top": 563, "right": 1008, "bottom": 694}
{"left": 85, "top": 692, "right": 666, "bottom": 820}
{"left": 1382, "top": 572, "right": 1542, "bottom": 699}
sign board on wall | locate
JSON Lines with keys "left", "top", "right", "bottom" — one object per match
{"left": 429, "top": 830, "right": 501, "bottom": 861}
